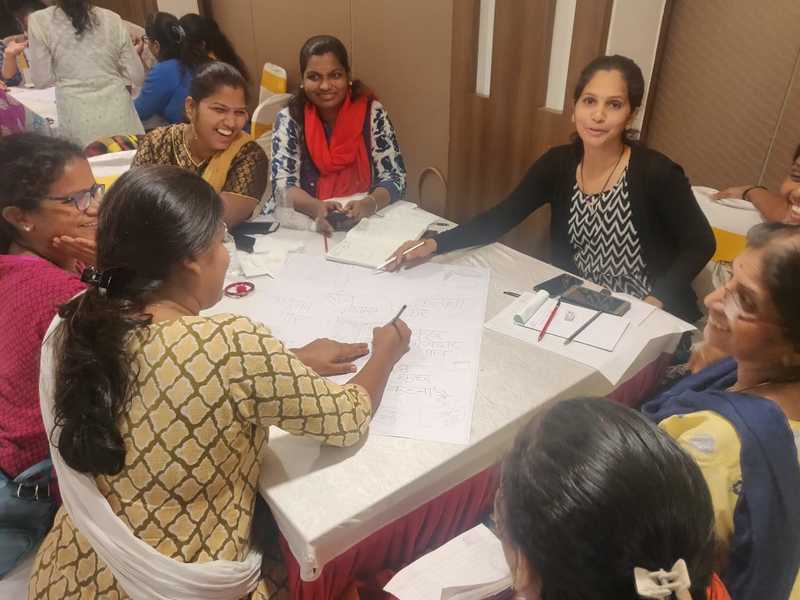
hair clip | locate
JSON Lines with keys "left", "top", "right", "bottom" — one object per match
{"left": 80, "top": 266, "right": 115, "bottom": 297}
{"left": 224, "top": 281, "right": 255, "bottom": 298}
{"left": 634, "top": 559, "right": 691, "bottom": 600}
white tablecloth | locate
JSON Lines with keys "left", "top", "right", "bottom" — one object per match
{"left": 7, "top": 85, "right": 57, "bottom": 130}
{"left": 211, "top": 225, "right": 688, "bottom": 581}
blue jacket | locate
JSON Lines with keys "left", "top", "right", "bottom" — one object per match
{"left": 642, "top": 358, "right": 800, "bottom": 600}
{"left": 134, "top": 59, "right": 191, "bottom": 125}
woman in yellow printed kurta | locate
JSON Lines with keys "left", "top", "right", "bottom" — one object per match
{"left": 29, "top": 165, "right": 411, "bottom": 599}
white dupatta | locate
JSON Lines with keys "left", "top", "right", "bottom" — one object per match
{"left": 39, "top": 314, "right": 262, "bottom": 600}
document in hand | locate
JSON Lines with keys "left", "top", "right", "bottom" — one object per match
{"left": 326, "top": 200, "right": 437, "bottom": 269}
{"left": 384, "top": 524, "right": 511, "bottom": 600}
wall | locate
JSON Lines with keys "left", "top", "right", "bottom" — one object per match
{"left": 646, "top": 0, "right": 800, "bottom": 191}
{"left": 206, "top": 0, "right": 453, "bottom": 206}
{"left": 157, "top": 0, "right": 199, "bottom": 18}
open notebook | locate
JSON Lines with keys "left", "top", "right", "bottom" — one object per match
{"left": 325, "top": 200, "right": 437, "bottom": 269}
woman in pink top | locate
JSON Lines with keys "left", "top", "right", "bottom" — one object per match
{"left": 0, "top": 132, "right": 99, "bottom": 574}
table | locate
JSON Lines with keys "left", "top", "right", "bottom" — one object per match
{"left": 7, "top": 86, "right": 58, "bottom": 131}
{"left": 211, "top": 224, "right": 688, "bottom": 598}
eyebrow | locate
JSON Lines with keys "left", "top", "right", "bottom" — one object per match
{"left": 209, "top": 102, "right": 247, "bottom": 111}
{"left": 580, "top": 92, "right": 625, "bottom": 101}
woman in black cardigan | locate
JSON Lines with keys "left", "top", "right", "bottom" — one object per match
{"left": 390, "top": 55, "right": 715, "bottom": 322}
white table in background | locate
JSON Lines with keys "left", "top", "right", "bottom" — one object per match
{"left": 211, "top": 222, "right": 689, "bottom": 584}
{"left": 7, "top": 85, "right": 57, "bottom": 131}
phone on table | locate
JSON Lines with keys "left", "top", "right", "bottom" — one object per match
{"left": 326, "top": 209, "right": 353, "bottom": 231}
{"left": 231, "top": 221, "right": 280, "bottom": 236}
{"left": 561, "top": 285, "right": 631, "bottom": 316}
{"left": 533, "top": 273, "right": 584, "bottom": 297}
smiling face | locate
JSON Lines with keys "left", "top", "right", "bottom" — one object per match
{"left": 186, "top": 85, "right": 249, "bottom": 153}
{"left": 303, "top": 52, "right": 349, "bottom": 113}
{"left": 779, "top": 153, "right": 800, "bottom": 223}
{"left": 703, "top": 246, "right": 796, "bottom": 365}
{"left": 2, "top": 156, "right": 99, "bottom": 265}
{"left": 573, "top": 69, "right": 634, "bottom": 149}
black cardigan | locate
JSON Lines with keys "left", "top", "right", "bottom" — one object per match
{"left": 435, "top": 144, "right": 716, "bottom": 322}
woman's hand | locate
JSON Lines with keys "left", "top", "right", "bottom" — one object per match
{"left": 292, "top": 338, "right": 370, "bottom": 376}
{"left": 385, "top": 238, "right": 437, "bottom": 272}
{"left": 712, "top": 186, "right": 749, "bottom": 201}
{"left": 52, "top": 235, "right": 97, "bottom": 266}
{"left": 344, "top": 196, "right": 377, "bottom": 223}
{"left": 315, "top": 201, "right": 343, "bottom": 236}
{"left": 643, "top": 295, "right": 664, "bottom": 309}
{"left": 371, "top": 319, "right": 411, "bottom": 365}
{"left": 4, "top": 39, "right": 28, "bottom": 59}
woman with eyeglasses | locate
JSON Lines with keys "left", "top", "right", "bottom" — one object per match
{"left": 0, "top": 132, "right": 100, "bottom": 577}
{"left": 643, "top": 223, "right": 800, "bottom": 600}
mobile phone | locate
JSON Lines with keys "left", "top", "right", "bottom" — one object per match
{"left": 326, "top": 209, "right": 352, "bottom": 231}
{"left": 231, "top": 221, "right": 280, "bottom": 236}
{"left": 232, "top": 233, "right": 255, "bottom": 253}
{"left": 533, "top": 273, "right": 584, "bottom": 297}
{"left": 561, "top": 286, "right": 631, "bottom": 316}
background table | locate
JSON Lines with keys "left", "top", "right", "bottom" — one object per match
{"left": 212, "top": 223, "right": 689, "bottom": 598}
{"left": 7, "top": 86, "right": 58, "bottom": 132}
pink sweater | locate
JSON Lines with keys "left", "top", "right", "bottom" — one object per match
{"left": 0, "top": 255, "right": 84, "bottom": 478}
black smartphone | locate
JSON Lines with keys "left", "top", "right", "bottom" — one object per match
{"left": 232, "top": 233, "right": 255, "bottom": 253}
{"left": 533, "top": 273, "right": 584, "bottom": 297}
{"left": 326, "top": 209, "right": 352, "bottom": 231}
{"left": 561, "top": 286, "right": 631, "bottom": 316}
{"left": 231, "top": 221, "right": 280, "bottom": 236}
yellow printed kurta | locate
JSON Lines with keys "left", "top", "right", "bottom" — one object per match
{"left": 660, "top": 410, "right": 800, "bottom": 599}
{"left": 28, "top": 314, "right": 372, "bottom": 599}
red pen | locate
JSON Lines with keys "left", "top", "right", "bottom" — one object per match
{"left": 323, "top": 234, "right": 328, "bottom": 253}
{"left": 538, "top": 298, "right": 561, "bottom": 342}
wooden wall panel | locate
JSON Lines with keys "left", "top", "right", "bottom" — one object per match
{"left": 448, "top": 0, "right": 612, "bottom": 259}
{"left": 646, "top": 0, "right": 800, "bottom": 189}
{"left": 93, "top": 0, "right": 159, "bottom": 26}
{"left": 762, "top": 61, "right": 800, "bottom": 191}
{"left": 351, "top": 0, "right": 453, "bottom": 208}
{"left": 206, "top": 0, "right": 260, "bottom": 104}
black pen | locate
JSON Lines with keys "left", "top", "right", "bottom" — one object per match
{"left": 563, "top": 311, "right": 601, "bottom": 345}
{"left": 503, "top": 291, "right": 521, "bottom": 298}
{"left": 390, "top": 304, "right": 407, "bottom": 324}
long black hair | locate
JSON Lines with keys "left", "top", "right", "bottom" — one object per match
{"left": 144, "top": 11, "right": 207, "bottom": 72}
{"left": 53, "top": 165, "right": 223, "bottom": 475}
{"left": 572, "top": 54, "right": 645, "bottom": 149}
{"left": 499, "top": 397, "right": 716, "bottom": 599}
{"left": 288, "top": 34, "right": 369, "bottom": 125}
{"left": 57, "top": 0, "right": 94, "bottom": 36}
{"left": 0, "top": 133, "right": 84, "bottom": 253}
{"left": 179, "top": 13, "right": 249, "bottom": 82}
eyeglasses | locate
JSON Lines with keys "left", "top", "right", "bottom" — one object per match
{"left": 721, "top": 283, "right": 785, "bottom": 328}
{"left": 42, "top": 183, "right": 104, "bottom": 213}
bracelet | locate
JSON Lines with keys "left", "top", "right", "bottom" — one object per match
{"left": 365, "top": 195, "right": 378, "bottom": 215}
{"left": 742, "top": 185, "right": 767, "bottom": 202}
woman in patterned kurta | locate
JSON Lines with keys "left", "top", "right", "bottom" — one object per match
{"left": 29, "top": 165, "right": 411, "bottom": 599}
{"left": 133, "top": 62, "right": 268, "bottom": 227}
{"left": 270, "top": 35, "right": 405, "bottom": 231}
{"left": 27, "top": 2, "right": 145, "bottom": 148}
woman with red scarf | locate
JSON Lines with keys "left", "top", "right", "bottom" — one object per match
{"left": 270, "top": 35, "right": 406, "bottom": 232}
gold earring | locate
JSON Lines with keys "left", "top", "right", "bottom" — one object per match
{"left": 348, "top": 81, "right": 353, "bottom": 87}
{"left": 23, "top": 225, "right": 33, "bottom": 232}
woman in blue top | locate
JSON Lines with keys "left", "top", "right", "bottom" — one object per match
{"left": 134, "top": 12, "right": 207, "bottom": 127}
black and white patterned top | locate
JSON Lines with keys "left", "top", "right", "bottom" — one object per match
{"left": 567, "top": 169, "right": 652, "bottom": 298}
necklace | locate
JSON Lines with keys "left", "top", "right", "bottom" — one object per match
{"left": 579, "top": 146, "right": 626, "bottom": 203}
{"left": 181, "top": 124, "right": 204, "bottom": 169}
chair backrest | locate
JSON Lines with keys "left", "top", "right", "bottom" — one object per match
{"left": 251, "top": 93, "right": 292, "bottom": 155}
{"left": 259, "top": 63, "right": 288, "bottom": 105}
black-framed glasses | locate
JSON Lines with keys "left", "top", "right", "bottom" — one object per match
{"left": 43, "top": 183, "right": 104, "bottom": 213}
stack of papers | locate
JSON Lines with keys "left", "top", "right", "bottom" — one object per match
{"left": 237, "top": 237, "right": 305, "bottom": 278}
{"left": 384, "top": 525, "right": 511, "bottom": 600}
{"left": 326, "top": 200, "right": 437, "bottom": 269}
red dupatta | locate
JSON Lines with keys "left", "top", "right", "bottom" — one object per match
{"left": 304, "top": 93, "right": 372, "bottom": 200}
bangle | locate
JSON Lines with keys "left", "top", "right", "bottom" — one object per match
{"left": 742, "top": 186, "right": 767, "bottom": 202}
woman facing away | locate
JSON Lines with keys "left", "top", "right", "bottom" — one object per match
{"left": 26, "top": 0, "right": 145, "bottom": 148}
{"left": 178, "top": 13, "right": 250, "bottom": 82}
{"left": 498, "top": 397, "right": 729, "bottom": 600}
{"left": 390, "top": 55, "right": 714, "bottom": 323}
{"left": 28, "top": 165, "right": 411, "bottom": 599}
{"left": 271, "top": 34, "right": 406, "bottom": 233}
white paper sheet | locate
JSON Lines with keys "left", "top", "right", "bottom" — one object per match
{"left": 517, "top": 297, "right": 630, "bottom": 352}
{"left": 326, "top": 201, "right": 437, "bottom": 269}
{"left": 241, "top": 255, "right": 488, "bottom": 444}
{"left": 384, "top": 524, "right": 511, "bottom": 600}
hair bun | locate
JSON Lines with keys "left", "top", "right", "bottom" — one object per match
{"left": 170, "top": 23, "right": 185, "bottom": 44}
